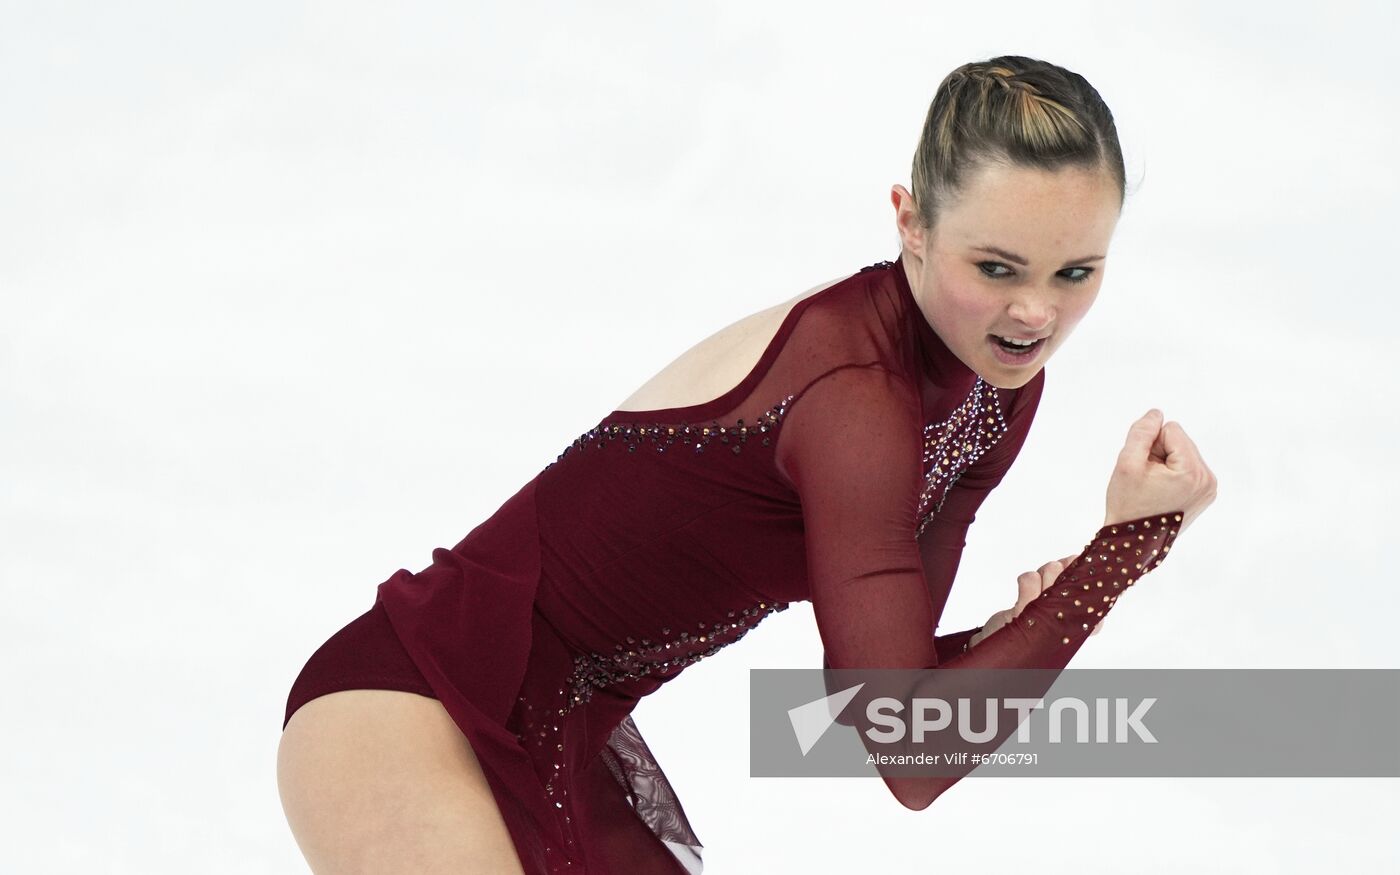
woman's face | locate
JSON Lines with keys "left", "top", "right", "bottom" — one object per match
{"left": 893, "top": 162, "right": 1122, "bottom": 390}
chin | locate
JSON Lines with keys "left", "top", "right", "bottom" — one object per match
{"left": 979, "top": 364, "right": 1044, "bottom": 391}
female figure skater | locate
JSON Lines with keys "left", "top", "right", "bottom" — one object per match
{"left": 276, "top": 54, "right": 1217, "bottom": 874}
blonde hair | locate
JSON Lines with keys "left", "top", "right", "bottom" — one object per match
{"left": 911, "top": 55, "right": 1126, "bottom": 230}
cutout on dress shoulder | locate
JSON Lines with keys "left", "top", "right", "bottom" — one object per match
{"left": 607, "top": 274, "right": 853, "bottom": 423}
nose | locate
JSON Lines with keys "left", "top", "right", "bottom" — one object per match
{"left": 1006, "top": 291, "right": 1054, "bottom": 333}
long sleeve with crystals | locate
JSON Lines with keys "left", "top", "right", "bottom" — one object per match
{"left": 819, "top": 366, "right": 1043, "bottom": 676}
{"left": 779, "top": 361, "right": 1182, "bottom": 811}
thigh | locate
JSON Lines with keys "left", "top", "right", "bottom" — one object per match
{"left": 277, "top": 688, "right": 526, "bottom": 875}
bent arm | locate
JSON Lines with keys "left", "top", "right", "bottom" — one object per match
{"left": 877, "top": 512, "right": 1180, "bottom": 809}
{"left": 780, "top": 363, "right": 1182, "bottom": 811}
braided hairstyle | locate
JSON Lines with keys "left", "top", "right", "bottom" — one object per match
{"left": 911, "top": 55, "right": 1126, "bottom": 232}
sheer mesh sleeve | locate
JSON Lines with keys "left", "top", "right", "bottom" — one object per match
{"left": 924, "top": 365, "right": 1177, "bottom": 674}
{"left": 780, "top": 362, "right": 1183, "bottom": 810}
{"left": 778, "top": 363, "right": 940, "bottom": 670}
{"left": 813, "top": 369, "right": 1045, "bottom": 677}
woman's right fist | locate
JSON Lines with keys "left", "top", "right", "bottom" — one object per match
{"left": 1104, "top": 409, "right": 1216, "bottom": 536}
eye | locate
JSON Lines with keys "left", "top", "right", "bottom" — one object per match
{"left": 977, "top": 262, "right": 1096, "bottom": 284}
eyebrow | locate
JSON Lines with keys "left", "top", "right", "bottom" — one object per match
{"left": 973, "top": 245, "right": 1106, "bottom": 268}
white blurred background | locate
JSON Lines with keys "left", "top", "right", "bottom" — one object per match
{"left": 3, "top": 1, "right": 1396, "bottom": 871}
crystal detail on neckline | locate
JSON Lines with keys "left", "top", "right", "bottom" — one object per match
{"left": 915, "top": 377, "right": 1007, "bottom": 537}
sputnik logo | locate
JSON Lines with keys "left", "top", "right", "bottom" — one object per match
{"left": 788, "top": 682, "right": 864, "bottom": 756}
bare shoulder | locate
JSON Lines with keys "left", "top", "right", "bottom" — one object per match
{"left": 723, "top": 273, "right": 852, "bottom": 349}
{"left": 613, "top": 273, "right": 852, "bottom": 414}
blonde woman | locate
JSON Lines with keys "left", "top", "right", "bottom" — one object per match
{"left": 277, "top": 54, "right": 1216, "bottom": 874}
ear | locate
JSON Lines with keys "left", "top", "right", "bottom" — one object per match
{"left": 891, "top": 184, "right": 927, "bottom": 254}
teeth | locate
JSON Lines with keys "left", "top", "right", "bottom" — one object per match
{"left": 998, "top": 336, "right": 1038, "bottom": 347}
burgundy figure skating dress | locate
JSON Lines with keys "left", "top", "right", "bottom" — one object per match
{"left": 282, "top": 253, "right": 1181, "bottom": 874}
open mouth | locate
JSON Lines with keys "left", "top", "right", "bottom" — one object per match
{"left": 988, "top": 333, "right": 1046, "bottom": 362}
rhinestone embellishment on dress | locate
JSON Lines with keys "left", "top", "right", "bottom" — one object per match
{"left": 544, "top": 394, "right": 797, "bottom": 471}
{"left": 858, "top": 259, "right": 1012, "bottom": 538}
{"left": 915, "top": 378, "right": 1007, "bottom": 537}
{"left": 564, "top": 601, "right": 791, "bottom": 712}
{"left": 1037, "top": 514, "right": 1182, "bottom": 645}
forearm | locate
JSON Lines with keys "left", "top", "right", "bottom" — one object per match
{"left": 941, "top": 511, "right": 1182, "bottom": 670}
{"left": 877, "top": 510, "right": 1184, "bottom": 809}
